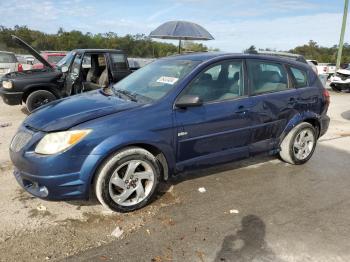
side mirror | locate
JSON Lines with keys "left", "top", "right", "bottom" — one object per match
{"left": 175, "top": 95, "right": 203, "bottom": 108}
{"left": 61, "top": 66, "right": 69, "bottom": 73}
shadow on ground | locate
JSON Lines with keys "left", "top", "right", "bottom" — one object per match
{"left": 214, "top": 215, "right": 285, "bottom": 262}
{"left": 341, "top": 110, "right": 350, "bottom": 121}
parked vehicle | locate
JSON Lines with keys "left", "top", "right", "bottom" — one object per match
{"left": 16, "top": 54, "right": 34, "bottom": 70}
{"left": 327, "top": 63, "right": 336, "bottom": 78}
{"left": 0, "top": 51, "right": 22, "bottom": 78}
{"left": 32, "top": 51, "right": 67, "bottom": 69}
{"left": 0, "top": 35, "right": 135, "bottom": 112}
{"left": 10, "top": 52, "right": 330, "bottom": 212}
{"left": 329, "top": 66, "right": 350, "bottom": 92}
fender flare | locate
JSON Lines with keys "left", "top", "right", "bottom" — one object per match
{"left": 279, "top": 112, "right": 321, "bottom": 144}
{"left": 88, "top": 130, "right": 175, "bottom": 182}
{"left": 23, "top": 84, "right": 62, "bottom": 101}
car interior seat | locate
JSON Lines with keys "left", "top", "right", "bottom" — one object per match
{"left": 86, "top": 56, "right": 99, "bottom": 83}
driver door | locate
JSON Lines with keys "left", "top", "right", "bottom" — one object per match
{"left": 65, "top": 53, "right": 83, "bottom": 96}
{"left": 174, "top": 60, "right": 253, "bottom": 171}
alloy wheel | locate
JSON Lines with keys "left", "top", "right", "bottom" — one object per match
{"left": 293, "top": 129, "right": 315, "bottom": 160}
{"left": 108, "top": 160, "right": 155, "bottom": 206}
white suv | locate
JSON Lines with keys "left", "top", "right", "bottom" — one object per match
{"left": 0, "top": 51, "right": 22, "bottom": 78}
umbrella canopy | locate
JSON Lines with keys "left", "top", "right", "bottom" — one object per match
{"left": 149, "top": 20, "right": 214, "bottom": 53}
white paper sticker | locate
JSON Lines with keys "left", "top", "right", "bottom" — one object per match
{"left": 156, "top": 76, "right": 179, "bottom": 85}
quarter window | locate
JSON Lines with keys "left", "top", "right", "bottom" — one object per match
{"left": 183, "top": 60, "right": 244, "bottom": 103}
{"left": 247, "top": 60, "right": 288, "bottom": 95}
{"left": 290, "top": 67, "right": 308, "bottom": 88}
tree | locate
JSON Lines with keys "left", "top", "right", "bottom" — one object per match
{"left": 244, "top": 45, "right": 258, "bottom": 54}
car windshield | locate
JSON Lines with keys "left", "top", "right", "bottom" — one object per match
{"left": 56, "top": 51, "right": 75, "bottom": 68}
{"left": 112, "top": 59, "right": 201, "bottom": 102}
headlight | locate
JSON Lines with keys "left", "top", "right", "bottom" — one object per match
{"left": 35, "top": 129, "right": 91, "bottom": 155}
{"left": 2, "top": 80, "right": 13, "bottom": 89}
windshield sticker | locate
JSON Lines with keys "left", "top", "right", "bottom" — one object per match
{"left": 156, "top": 76, "right": 179, "bottom": 85}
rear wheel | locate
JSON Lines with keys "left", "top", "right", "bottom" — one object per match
{"left": 26, "top": 90, "right": 56, "bottom": 112}
{"left": 279, "top": 122, "right": 317, "bottom": 165}
{"left": 94, "top": 147, "right": 161, "bottom": 212}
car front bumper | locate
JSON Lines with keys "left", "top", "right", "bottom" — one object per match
{"left": 0, "top": 88, "right": 23, "bottom": 105}
{"left": 10, "top": 127, "right": 103, "bottom": 201}
{"left": 329, "top": 76, "right": 350, "bottom": 90}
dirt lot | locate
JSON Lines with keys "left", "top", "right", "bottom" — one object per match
{"left": 0, "top": 91, "right": 350, "bottom": 262}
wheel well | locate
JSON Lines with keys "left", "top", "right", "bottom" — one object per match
{"left": 304, "top": 118, "right": 320, "bottom": 137}
{"left": 23, "top": 87, "right": 60, "bottom": 103}
{"left": 91, "top": 143, "right": 170, "bottom": 187}
{"left": 129, "top": 143, "right": 170, "bottom": 181}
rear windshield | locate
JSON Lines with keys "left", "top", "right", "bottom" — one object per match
{"left": 0, "top": 53, "right": 17, "bottom": 63}
{"left": 110, "top": 53, "right": 128, "bottom": 70}
{"left": 47, "top": 55, "right": 65, "bottom": 64}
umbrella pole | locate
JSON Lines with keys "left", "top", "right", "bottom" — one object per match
{"left": 178, "top": 39, "right": 181, "bottom": 54}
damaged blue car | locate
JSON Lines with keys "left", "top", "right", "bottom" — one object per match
{"left": 10, "top": 52, "right": 330, "bottom": 212}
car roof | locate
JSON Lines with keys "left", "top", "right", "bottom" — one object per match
{"left": 162, "top": 52, "right": 310, "bottom": 69}
{"left": 72, "top": 49, "right": 125, "bottom": 53}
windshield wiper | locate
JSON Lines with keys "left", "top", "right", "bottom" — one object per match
{"left": 113, "top": 89, "right": 138, "bottom": 102}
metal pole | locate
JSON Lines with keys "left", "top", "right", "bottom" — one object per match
{"left": 179, "top": 39, "right": 181, "bottom": 54}
{"left": 336, "top": 0, "right": 349, "bottom": 70}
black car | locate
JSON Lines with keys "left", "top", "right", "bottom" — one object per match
{"left": 0, "top": 36, "right": 134, "bottom": 112}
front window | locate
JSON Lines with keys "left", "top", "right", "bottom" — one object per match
{"left": 182, "top": 60, "right": 245, "bottom": 102}
{"left": 112, "top": 59, "right": 201, "bottom": 102}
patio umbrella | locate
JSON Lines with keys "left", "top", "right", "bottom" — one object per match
{"left": 149, "top": 20, "right": 214, "bottom": 53}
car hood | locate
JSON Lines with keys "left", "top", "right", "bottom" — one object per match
{"left": 24, "top": 90, "right": 140, "bottom": 132}
{"left": 11, "top": 35, "right": 53, "bottom": 69}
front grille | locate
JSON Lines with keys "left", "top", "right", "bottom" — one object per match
{"left": 10, "top": 131, "right": 33, "bottom": 152}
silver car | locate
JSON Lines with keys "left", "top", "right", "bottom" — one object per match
{"left": 0, "top": 51, "right": 20, "bottom": 78}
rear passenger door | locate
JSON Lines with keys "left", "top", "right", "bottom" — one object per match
{"left": 288, "top": 66, "right": 320, "bottom": 114}
{"left": 246, "top": 59, "right": 300, "bottom": 154}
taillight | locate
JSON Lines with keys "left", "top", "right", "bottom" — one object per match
{"left": 323, "top": 66, "right": 327, "bottom": 73}
{"left": 323, "top": 88, "right": 330, "bottom": 105}
{"left": 18, "top": 64, "right": 23, "bottom": 72}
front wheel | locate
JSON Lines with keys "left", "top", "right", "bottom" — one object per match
{"left": 279, "top": 122, "right": 317, "bottom": 165}
{"left": 94, "top": 147, "right": 161, "bottom": 212}
{"left": 26, "top": 90, "right": 56, "bottom": 112}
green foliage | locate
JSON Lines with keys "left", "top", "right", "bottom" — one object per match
{"left": 0, "top": 25, "right": 211, "bottom": 58}
{"left": 289, "top": 40, "right": 349, "bottom": 63}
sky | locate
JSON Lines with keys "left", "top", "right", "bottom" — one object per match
{"left": 0, "top": 0, "right": 349, "bottom": 52}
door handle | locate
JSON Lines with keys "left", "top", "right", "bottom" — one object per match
{"left": 288, "top": 97, "right": 297, "bottom": 105}
{"left": 235, "top": 105, "right": 249, "bottom": 114}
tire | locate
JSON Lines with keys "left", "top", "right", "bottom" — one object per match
{"left": 94, "top": 147, "right": 161, "bottom": 212}
{"left": 26, "top": 90, "right": 56, "bottom": 112}
{"left": 279, "top": 122, "right": 317, "bottom": 165}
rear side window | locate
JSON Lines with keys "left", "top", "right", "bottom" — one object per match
{"left": 247, "top": 60, "right": 288, "bottom": 95}
{"left": 0, "top": 53, "right": 17, "bottom": 63}
{"left": 290, "top": 67, "right": 308, "bottom": 88}
{"left": 110, "top": 53, "right": 127, "bottom": 70}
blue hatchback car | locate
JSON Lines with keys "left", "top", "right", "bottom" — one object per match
{"left": 10, "top": 53, "right": 330, "bottom": 212}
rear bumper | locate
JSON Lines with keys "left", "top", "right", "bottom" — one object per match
{"left": 0, "top": 88, "right": 23, "bottom": 105}
{"left": 319, "top": 114, "right": 330, "bottom": 137}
